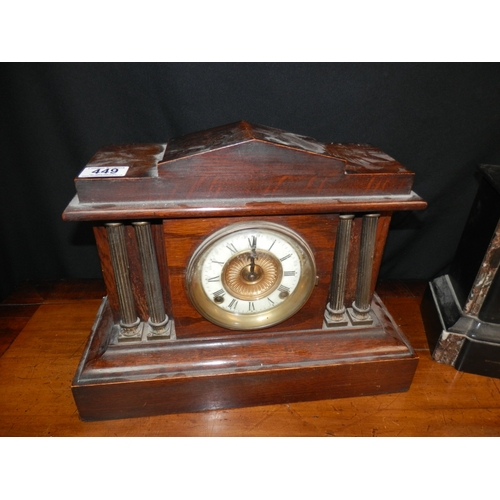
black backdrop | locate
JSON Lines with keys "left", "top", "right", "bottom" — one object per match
{"left": 2, "top": 63, "right": 500, "bottom": 301}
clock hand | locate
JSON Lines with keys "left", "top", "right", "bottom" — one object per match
{"left": 248, "top": 236, "right": 258, "bottom": 281}
{"left": 249, "top": 255, "right": 257, "bottom": 279}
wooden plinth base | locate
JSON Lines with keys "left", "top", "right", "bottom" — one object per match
{"left": 72, "top": 294, "right": 418, "bottom": 421}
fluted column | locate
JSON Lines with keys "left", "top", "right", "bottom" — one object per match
{"left": 132, "top": 221, "right": 172, "bottom": 339}
{"left": 105, "top": 222, "right": 141, "bottom": 340}
{"left": 349, "top": 214, "right": 380, "bottom": 325}
{"left": 324, "top": 215, "right": 354, "bottom": 327}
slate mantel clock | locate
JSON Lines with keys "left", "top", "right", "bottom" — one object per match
{"left": 422, "top": 165, "right": 500, "bottom": 378}
{"left": 63, "top": 121, "right": 426, "bottom": 421}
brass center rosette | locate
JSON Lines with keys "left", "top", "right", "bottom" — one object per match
{"left": 222, "top": 250, "right": 282, "bottom": 300}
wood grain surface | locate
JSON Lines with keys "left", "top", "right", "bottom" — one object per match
{"left": 1, "top": 279, "right": 499, "bottom": 436}
{"left": 73, "top": 122, "right": 417, "bottom": 205}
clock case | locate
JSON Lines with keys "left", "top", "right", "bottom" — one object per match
{"left": 63, "top": 121, "right": 426, "bottom": 421}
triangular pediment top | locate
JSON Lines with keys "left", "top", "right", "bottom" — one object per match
{"left": 160, "top": 121, "right": 335, "bottom": 164}
{"left": 72, "top": 122, "right": 418, "bottom": 206}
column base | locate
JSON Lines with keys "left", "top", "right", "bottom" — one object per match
{"left": 347, "top": 307, "right": 375, "bottom": 326}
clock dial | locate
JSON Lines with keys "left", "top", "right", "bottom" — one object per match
{"left": 186, "top": 222, "right": 316, "bottom": 330}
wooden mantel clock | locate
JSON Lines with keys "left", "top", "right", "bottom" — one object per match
{"left": 63, "top": 121, "right": 426, "bottom": 421}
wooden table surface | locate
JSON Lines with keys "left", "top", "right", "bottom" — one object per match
{"left": 1, "top": 279, "right": 500, "bottom": 437}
